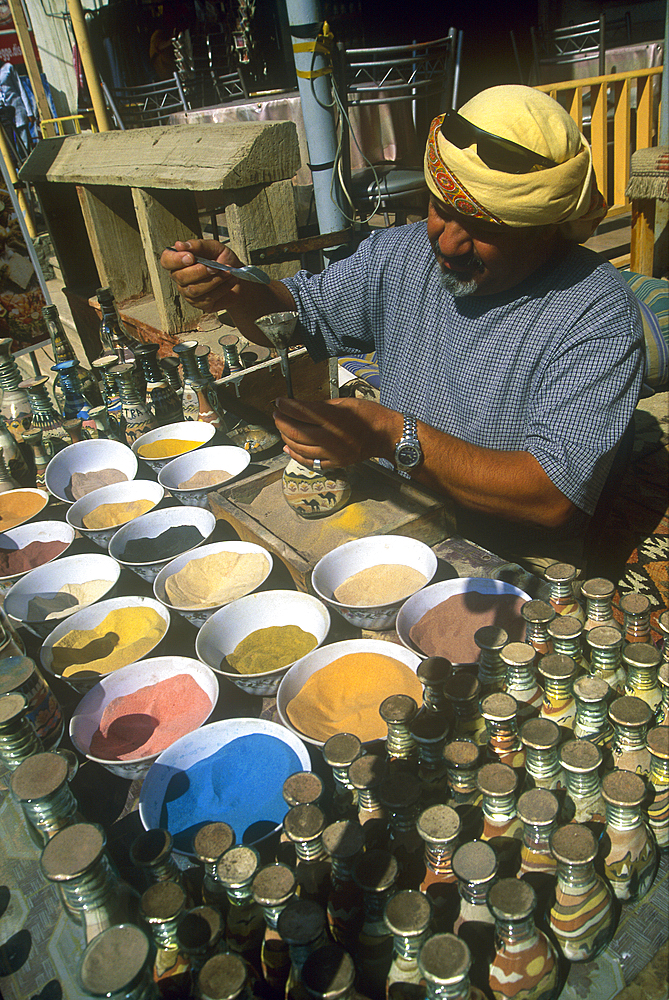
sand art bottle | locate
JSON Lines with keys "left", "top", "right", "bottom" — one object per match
{"left": 623, "top": 642, "right": 663, "bottom": 719}
{"left": 349, "top": 753, "right": 387, "bottom": 839}
{"left": 352, "top": 850, "right": 398, "bottom": 1000}
{"left": 197, "top": 950, "right": 262, "bottom": 1000}
{"left": 572, "top": 675, "right": 613, "bottom": 746}
{"left": 475, "top": 625, "right": 509, "bottom": 695}
{"left": 0, "top": 691, "right": 43, "bottom": 770}
{"left": 548, "top": 823, "right": 615, "bottom": 963}
{"left": 537, "top": 653, "right": 577, "bottom": 731}
{"left": 477, "top": 762, "right": 522, "bottom": 878}
{"left": 216, "top": 845, "right": 265, "bottom": 972}
{"left": 559, "top": 739, "right": 606, "bottom": 833}
{"left": 546, "top": 615, "right": 587, "bottom": 674}
{"left": 322, "top": 819, "right": 365, "bottom": 951}
{"left": 22, "top": 427, "right": 48, "bottom": 487}
{"left": 251, "top": 862, "right": 296, "bottom": 996}
{"left": 521, "top": 600, "right": 555, "bottom": 656}
{"left": 608, "top": 695, "right": 653, "bottom": 776}
{"left": 586, "top": 625, "right": 627, "bottom": 696}
{"left": 601, "top": 769, "right": 657, "bottom": 902}
{"left": 520, "top": 718, "right": 567, "bottom": 798}
{"left": 111, "top": 362, "right": 159, "bottom": 445}
{"left": 194, "top": 821, "right": 235, "bottom": 913}
{"left": 384, "top": 888, "right": 432, "bottom": 999}
{"left": 322, "top": 732, "right": 362, "bottom": 819}
{"left": 410, "top": 710, "right": 450, "bottom": 803}
{"left": 174, "top": 340, "right": 201, "bottom": 420}
{"left": 657, "top": 610, "right": 669, "bottom": 662}
{"left": 487, "top": 879, "right": 559, "bottom": 1000}
{"left": 147, "top": 379, "right": 183, "bottom": 427}
{"left": 10, "top": 751, "right": 79, "bottom": 846}
{"left": 452, "top": 841, "right": 497, "bottom": 997}
{"left": 0, "top": 337, "right": 31, "bottom": 443}
{"left": 300, "top": 944, "right": 367, "bottom": 1000}
{"left": 646, "top": 725, "right": 669, "bottom": 851}
{"left": 160, "top": 355, "right": 183, "bottom": 397}
{"left": 20, "top": 375, "right": 71, "bottom": 456}
{"left": 501, "top": 642, "right": 543, "bottom": 722}
{"left": 278, "top": 897, "right": 328, "bottom": 1000}
{"left": 416, "top": 804, "right": 460, "bottom": 931}
{"left": 131, "top": 828, "right": 196, "bottom": 905}
{"left": 658, "top": 663, "right": 669, "bottom": 726}
{"left": 480, "top": 692, "right": 525, "bottom": 768}
{"left": 177, "top": 906, "right": 225, "bottom": 981}
{"left": 282, "top": 803, "right": 331, "bottom": 910}
{"left": 581, "top": 577, "right": 620, "bottom": 634}
{"left": 78, "top": 924, "right": 159, "bottom": 1000}
{"left": 92, "top": 353, "right": 124, "bottom": 441}
{"left": 0, "top": 654, "right": 61, "bottom": 748}
{"left": 516, "top": 788, "right": 559, "bottom": 883}
{"left": 443, "top": 672, "right": 487, "bottom": 746}
{"left": 419, "top": 933, "right": 487, "bottom": 1000}
{"left": 0, "top": 447, "right": 18, "bottom": 492}
{"left": 277, "top": 772, "right": 324, "bottom": 867}
{"left": 620, "top": 593, "right": 652, "bottom": 644}
{"left": 380, "top": 694, "right": 418, "bottom": 769}
{"left": 443, "top": 739, "right": 482, "bottom": 842}
{"left": 379, "top": 771, "right": 423, "bottom": 889}
{"left": 416, "top": 655, "right": 452, "bottom": 719}
{"left": 544, "top": 562, "right": 585, "bottom": 623}
{"left": 0, "top": 412, "right": 31, "bottom": 484}
{"left": 140, "top": 880, "right": 192, "bottom": 998}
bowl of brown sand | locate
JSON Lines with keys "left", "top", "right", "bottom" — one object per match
{"left": 132, "top": 421, "right": 216, "bottom": 474}
{"left": 311, "top": 534, "right": 438, "bottom": 631}
{"left": 396, "top": 577, "right": 531, "bottom": 666}
{"left": 153, "top": 540, "right": 273, "bottom": 629}
{"left": 0, "top": 519, "right": 76, "bottom": 594}
{"left": 66, "top": 479, "right": 165, "bottom": 550}
{"left": 195, "top": 589, "right": 331, "bottom": 697}
{"left": 158, "top": 444, "right": 251, "bottom": 507}
{"left": 69, "top": 655, "right": 219, "bottom": 779}
{"left": 44, "top": 438, "right": 138, "bottom": 504}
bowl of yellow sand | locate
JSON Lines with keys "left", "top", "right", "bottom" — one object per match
{"left": 311, "top": 534, "right": 438, "bottom": 631}
{"left": 66, "top": 479, "right": 165, "bottom": 551}
{"left": 153, "top": 540, "right": 273, "bottom": 629}
{"left": 195, "top": 590, "right": 331, "bottom": 697}
{"left": 40, "top": 595, "right": 171, "bottom": 693}
{"left": 158, "top": 445, "right": 251, "bottom": 508}
{"left": 132, "top": 421, "right": 217, "bottom": 474}
{"left": 276, "top": 638, "right": 422, "bottom": 747}
{"left": 69, "top": 655, "right": 219, "bottom": 780}
{"left": 4, "top": 551, "right": 121, "bottom": 640}
{"left": 45, "top": 439, "right": 138, "bottom": 504}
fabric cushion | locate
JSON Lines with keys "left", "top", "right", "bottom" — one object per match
{"left": 338, "top": 352, "right": 381, "bottom": 389}
{"left": 619, "top": 271, "right": 669, "bottom": 391}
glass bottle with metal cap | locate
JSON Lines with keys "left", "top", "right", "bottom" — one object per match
{"left": 194, "top": 822, "right": 235, "bottom": 912}
{"left": 300, "top": 943, "right": 365, "bottom": 1000}
{"left": 451, "top": 841, "right": 497, "bottom": 995}
{"left": 415, "top": 655, "right": 452, "bottom": 719}
{"left": 544, "top": 562, "right": 585, "bottom": 623}
{"left": 520, "top": 718, "right": 566, "bottom": 797}
{"left": 658, "top": 662, "right": 669, "bottom": 726}
{"left": 278, "top": 772, "right": 325, "bottom": 866}
{"left": 197, "top": 950, "right": 258, "bottom": 1000}
{"left": 0, "top": 690, "right": 43, "bottom": 770}
{"left": 322, "top": 732, "right": 362, "bottom": 819}
{"left": 477, "top": 762, "right": 522, "bottom": 878}
{"left": 78, "top": 923, "right": 158, "bottom": 1000}
{"left": 215, "top": 845, "right": 264, "bottom": 970}
{"left": 516, "top": 788, "right": 559, "bottom": 881}
{"left": 140, "top": 880, "right": 191, "bottom": 997}
{"left": 619, "top": 592, "right": 652, "bottom": 644}
{"left": 601, "top": 769, "right": 658, "bottom": 901}
{"left": 608, "top": 695, "right": 653, "bottom": 776}
{"left": 348, "top": 753, "right": 387, "bottom": 837}
{"left": 10, "top": 750, "right": 80, "bottom": 846}
{"left": 380, "top": 694, "right": 418, "bottom": 768}
{"left": 501, "top": 642, "right": 543, "bottom": 722}
{"left": 321, "top": 819, "right": 365, "bottom": 951}
{"left": 174, "top": 340, "right": 201, "bottom": 421}
{"left": 443, "top": 672, "right": 487, "bottom": 746}
{"left": 131, "top": 828, "right": 197, "bottom": 906}
{"left": 475, "top": 625, "right": 508, "bottom": 695}
{"left": 251, "top": 862, "right": 296, "bottom": 996}
{"left": 559, "top": 739, "right": 606, "bottom": 833}
{"left": 547, "top": 615, "right": 587, "bottom": 674}
{"left": 581, "top": 577, "right": 620, "bottom": 633}
{"left": 585, "top": 625, "right": 627, "bottom": 695}
{"left": 537, "top": 653, "right": 576, "bottom": 731}
{"left": 416, "top": 803, "right": 460, "bottom": 929}
{"left": 479, "top": 692, "right": 525, "bottom": 768}
{"left": 443, "top": 738, "right": 482, "bottom": 842}
{"left": 418, "top": 933, "right": 487, "bottom": 1000}
{"left": 282, "top": 803, "right": 331, "bottom": 910}
{"left": 623, "top": 642, "right": 663, "bottom": 718}
{"left": 177, "top": 906, "right": 225, "bottom": 980}
{"left": 352, "top": 850, "right": 398, "bottom": 1000}
{"left": 278, "top": 897, "right": 328, "bottom": 1000}
{"left": 548, "top": 823, "right": 615, "bottom": 963}
{"left": 0, "top": 654, "right": 62, "bottom": 749}
{"left": 384, "top": 889, "right": 432, "bottom": 997}
{"left": 487, "top": 879, "right": 559, "bottom": 1000}
{"left": 573, "top": 675, "right": 613, "bottom": 746}
{"left": 378, "top": 771, "right": 423, "bottom": 890}
{"left": 409, "top": 710, "right": 450, "bottom": 803}
{"left": 646, "top": 725, "right": 669, "bottom": 851}
{"left": 521, "top": 599, "right": 555, "bottom": 656}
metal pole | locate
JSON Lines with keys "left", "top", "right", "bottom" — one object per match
{"left": 0, "top": 126, "right": 36, "bottom": 237}
{"left": 284, "top": 0, "right": 347, "bottom": 240}
{"left": 7, "top": 0, "right": 56, "bottom": 137}
{"left": 65, "top": 0, "right": 112, "bottom": 133}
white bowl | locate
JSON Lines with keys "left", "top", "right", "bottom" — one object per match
{"left": 154, "top": 541, "right": 273, "bottom": 629}
{"left": 158, "top": 445, "right": 251, "bottom": 507}
{"left": 0, "top": 520, "right": 75, "bottom": 594}
{"left": 109, "top": 506, "right": 216, "bottom": 582}
{"left": 396, "top": 577, "right": 531, "bottom": 665}
{"left": 138, "top": 717, "right": 311, "bottom": 854}
{"left": 195, "top": 590, "right": 331, "bottom": 697}
{"left": 0, "top": 487, "right": 50, "bottom": 531}
{"left": 311, "top": 534, "right": 438, "bottom": 631}
{"left": 4, "top": 551, "right": 121, "bottom": 639}
{"left": 69, "top": 655, "right": 219, "bottom": 780}
{"left": 276, "top": 637, "right": 422, "bottom": 747}
{"left": 132, "top": 421, "right": 216, "bottom": 474}
{"left": 41, "top": 595, "right": 171, "bottom": 693}
{"left": 66, "top": 479, "right": 165, "bottom": 550}
{"left": 45, "top": 439, "right": 138, "bottom": 504}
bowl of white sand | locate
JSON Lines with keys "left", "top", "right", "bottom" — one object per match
{"left": 311, "top": 534, "right": 438, "bottom": 631}
{"left": 45, "top": 438, "right": 138, "bottom": 504}
{"left": 66, "top": 479, "right": 165, "bottom": 551}
{"left": 158, "top": 445, "right": 251, "bottom": 508}
{"left": 132, "top": 421, "right": 216, "bottom": 474}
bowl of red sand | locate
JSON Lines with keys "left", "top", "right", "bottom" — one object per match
{"left": 195, "top": 589, "right": 331, "bottom": 697}
{"left": 158, "top": 444, "right": 251, "bottom": 508}
{"left": 276, "top": 638, "right": 422, "bottom": 747}
{"left": 132, "top": 421, "right": 217, "bottom": 474}
{"left": 396, "top": 577, "right": 531, "bottom": 666}
{"left": 69, "top": 655, "right": 219, "bottom": 779}
{"left": 66, "top": 479, "right": 165, "bottom": 551}
{"left": 0, "top": 519, "right": 76, "bottom": 594}
{"left": 108, "top": 505, "right": 217, "bottom": 583}
{"left": 0, "top": 487, "right": 49, "bottom": 533}
{"left": 44, "top": 438, "right": 138, "bottom": 504}
{"left": 40, "top": 594, "right": 171, "bottom": 693}
{"left": 4, "top": 550, "right": 121, "bottom": 640}
{"left": 311, "top": 534, "right": 438, "bottom": 631}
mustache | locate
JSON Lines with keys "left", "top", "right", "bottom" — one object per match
{"left": 431, "top": 240, "right": 485, "bottom": 273}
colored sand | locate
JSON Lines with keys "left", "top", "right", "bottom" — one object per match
{"left": 119, "top": 525, "right": 205, "bottom": 564}
{"left": 164, "top": 551, "right": 269, "bottom": 608}
{"left": 0, "top": 491, "right": 45, "bottom": 530}
{"left": 0, "top": 538, "right": 68, "bottom": 576}
{"left": 68, "top": 469, "right": 128, "bottom": 502}
{"left": 333, "top": 564, "right": 428, "bottom": 606}
{"left": 82, "top": 498, "right": 155, "bottom": 530}
{"left": 409, "top": 591, "right": 527, "bottom": 663}
{"left": 138, "top": 438, "right": 201, "bottom": 459}
{"left": 27, "top": 579, "right": 112, "bottom": 621}
{"left": 178, "top": 469, "right": 232, "bottom": 490}
{"left": 160, "top": 732, "right": 302, "bottom": 850}
{"left": 225, "top": 625, "right": 318, "bottom": 675}
{"left": 286, "top": 651, "right": 423, "bottom": 743}
{"left": 51, "top": 605, "right": 166, "bottom": 678}
{"left": 89, "top": 673, "right": 213, "bottom": 761}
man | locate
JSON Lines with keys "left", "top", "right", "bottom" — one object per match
{"left": 161, "top": 85, "right": 644, "bottom": 574}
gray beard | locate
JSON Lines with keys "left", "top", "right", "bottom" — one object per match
{"left": 437, "top": 269, "right": 481, "bottom": 297}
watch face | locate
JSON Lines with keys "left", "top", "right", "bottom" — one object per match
{"left": 396, "top": 443, "right": 421, "bottom": 468}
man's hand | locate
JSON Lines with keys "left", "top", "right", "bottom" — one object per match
{"left": 160, "top": 240, "right": 241, "bottom": 314}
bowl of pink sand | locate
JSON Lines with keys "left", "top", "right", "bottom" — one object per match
{"left": 0, "top": 519, "right": 76, "bottom": 594}
{"left": 311, "top": 534, "right": 438, "bottom": 631}
{"left": 69, "top": 655, "right": 219, "bottom": 779}
{"left": 66, "top": 479, "right": 165, "bottom": 551}
{"left": 396, "top": 577, "right": 531, "bottom": 666}
{"left": 158, "top": 445, "right": 251, "bottom": 508}
{"left": 132, "top": 421, "right": 217, "bottom": 474}
{"left": 44, "top": 438, "right": 138, "bottom": 504}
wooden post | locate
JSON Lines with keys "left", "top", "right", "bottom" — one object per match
{"left": 6, "top": 0, "right": 56, "bottom": 138}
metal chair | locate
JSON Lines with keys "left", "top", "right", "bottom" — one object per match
{"left": 338, "top": 31, "right": 462, "bottom": 223}
{"left": 102, "top": 72, "right": 189, "bottom": 129}
{"left": 173, "top": 27, "right": 247, "bottom": 110}
{"left": 530, "top": 17, "right": 605, "bottom": 84}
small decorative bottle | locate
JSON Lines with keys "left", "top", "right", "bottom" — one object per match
{"left": 0, "top": 448, "right": 18, "bottom": 492}
{"left": 519, "top": 718, "right": 567, "bottom": 794}
{"left": 277, "top": 771, "right": 325, "bottom": 866}
{"left": 443, "top": 739, "right": 482, "bottom": 842}
{"left": 147, "top": 380, "right": 183, "bottom": 427}
{"left": 251, "top": 862, "right": 296, "bottom": 996}
{"left": 451, "top": 840, "right": 497, "bottom": 995}
{"left": 63, "top": 417, "right": 85, "bottom": 444}
{"left": 277, "top": 897, "right": 328, "bottom": 1000}
{"left": 487, "top": 879, "right": 559, "bottom": 1000}
{"left": 501, "top": 642, "right": 543, "bottom": 722}
{"left": 608, "top": 695, "right": 653, "bottom": 776}
{"left": 0, "top": 413, "right": 31, "bottom": 485}
{"left": 193, "top": 821, "right": 235, "bottom": 912}
{"left": 479, "top": 692, "right": 525, "bottom": 768}
{"left": 140, "top": 880, "right": 192, "bottom": 997}
{"left": 352, "top": 850, "right": 398, "bottom": 1000}
{"left": 215, "top": 844, "right": 265, "bottom": 971}
{"left": 197, "top": 951, "right": 255, "bottom": 1000}
{"left": 573, "top": 675, "right": 613, "bottom": 746}
{"left": 380, "top": 694, "right": 418, "bottom": 768}
{"left": 321, "top": 819, "right": 365, "bottom": 951}
{"left": 22, "top": 427, "right": 49, "bottom": 487}
{"left": 646, "top": 725, "right": 669, "bottom": 851}
{"left": 84, "top": 404, "right": 113, "bottom": 439}
{"left": 0, "top": 337, "right": 32, "bottom": 442}
{"left": 78, "top": 924, "right": 159, "bottom": 1000}
{"left": 160, "top": 356, "right": 183, "bottom": 397}
{"left": 0, "top": 655, "right": 62, "bottom": 749}
{"left": 658, "top": 663, "right": 669, "bottom": 726}
{"left": 42, "top": 303, "right": 100, "bottom": 408}
{"left": 282, "top": 803, "right": 331, "bottom": 910}
{"left": 0, "top": 691, "right": 43, "bottom": 770}
{"left": 544, "top": 562, "right": 585, "bottom": 623}
{"left": 516, "top": 788, "right": 559, "bottom": 880}
{"left": 475, "top": 625, "right": 509, "bottom": 694}
{"left": 384, "top": 889, "right": 432, "bottom": 997}
{"left": 416, "top": 804, "right": 461, "bottom": 929}
{"left": 52, "top": 359, "right": 91, "bottom": 422}
{"left": 196, "top": 344, "right": 216, "bottom": 383}
{"left": 547, "top": 615, "right": 587, "bottom": 674}
{"left": 301, "top": 943, "right": 361, "bottom": 1000}
{"left": 10, "top": 751, "right": 79, "bottom": 845}
{"left": 548, "top": 823, "right": 616, "bottom": 962}
{"left": 174, "top": 340, "right": 202, "bottom": 420}
{"left": 521, "top": 599, "right": 556, "bottom": 656}
{"left": 477, "top": 762, "right": 522, "bottom": 878}
{"left": 40, "top": 822, "right": 139, "bottom": 942}
{"left": 623, "top": 642, "right": 663, "bottom": 719}
{"left": 130, "top": 828, "right": 193, "bottom": 903}
{"left": 559, "top": 739, "right": 606, "bottom": 831}
{"left": 111, "top": 362, "right": 159, "bottom": 445}
{"left": 322, "top": 732, "right": 362, "bottom": 819}
{"left": 416, "top": 655, "right": 453, "bottom": 719}
{"left": 219, "top": 333, "right": 245, "bottom": 375}
{"left": 176, "top": 906, "right": 225, "bottom": 979}
{"left": 443, "top": 672, "right": 487, "bottom": 746}
{"left": 19, "top": 375, "right": 71, "bottom": 456}
{"left": 192, "top": 377, "right": 228, "bottom": 431}
{"left": 135, "top": 342, "right": 164, "bottom": 389}
{"left": 409, "top": 710, "right": 450, "bottom": 803}
{"left": 97, "top": 286, "right": 143, "bottom": 367}
{"left": 379, "top": 771, "right": 424, "bottom": 890}
{"left": 537, "top": 653, "right": 577, "bottom": 731}
{"left": 586, "top": 625, "right": 627, "bottom": 696}
{"left": 601, "top": 769, "right": 658, "bottom": 901}
{"left": 581, "top": 577, "right": 620, "bottom": 633}
{"left": 92, "top": 354, "right": 124, "bottom": 441}
{"left": 419, "top": 933, "right": 487, "bottom": 1000}
{"left": 620, "top": 593, "right": 652, "bottom": 644}
{"left": 657, "top": 610, "right": 669, "bottom": 664}
{"left": 348, "top": 753, "right": 387, "bottom": 834}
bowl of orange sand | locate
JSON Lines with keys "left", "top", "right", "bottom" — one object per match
{"left": 276, "top": 638, "right": 422, "bottom": 747}
{"left": 0, "top": 487, "right": 49, "bottom": 532}
{"left": 69, "top": 655, "right": 219, "bottom": 779}
{"left": 132, "top": 421, "right": 216, "bottom": 474}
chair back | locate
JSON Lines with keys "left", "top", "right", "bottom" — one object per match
{"left": 174, "top": 27, "right": 247, "bottom": 110}
{"left": 531, "top": 17, "right": 605, "bottom": 83}
{"left": 104, "top": 72, "right": 188, "bottom": 129}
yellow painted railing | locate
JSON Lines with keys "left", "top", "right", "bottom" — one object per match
{"left": 535, "top": 66, "right": 663, "bottom": 218}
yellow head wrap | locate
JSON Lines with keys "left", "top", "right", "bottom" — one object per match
{"left": 424, "top": 85, "right": 606, "bottom": 241}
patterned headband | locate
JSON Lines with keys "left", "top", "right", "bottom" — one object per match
{"left": 425, "top": 114, "right": 504, "bottom": 225}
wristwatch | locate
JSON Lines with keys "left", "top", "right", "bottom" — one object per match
{"left": 394, "top": 414, "right": 423, "bottom": 474}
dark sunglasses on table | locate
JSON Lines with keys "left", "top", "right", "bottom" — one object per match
{"left": 439, "top": 110, "right": 558, "bottom": 174}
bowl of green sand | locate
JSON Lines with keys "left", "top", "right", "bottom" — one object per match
{"left": 158, "top": 444, "right": 251, "bottom": 507}
{"left": 196, "top": 589, "right": 331, "bottom": 696}
{"left": 108, "top": 505, "right": 216, "bottom": 582}
{"left": 66, "top": 479, "right": 165, "bottom": 551}
{"left": 45, "top": 438, "right": 138, "bottom": 504}
{"left": 311, "top": 534, "right": 438, "bottom": 631}
{"left": 132, "top": 421, "right": 217, "bottom": 474}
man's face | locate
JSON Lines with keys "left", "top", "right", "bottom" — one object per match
{"left": 426, "top": 197, "right": 557, "bottom": 297}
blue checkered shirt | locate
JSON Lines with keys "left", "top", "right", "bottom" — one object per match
{"left": 282, "top": 221, "right": 644, "bottom": 516}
